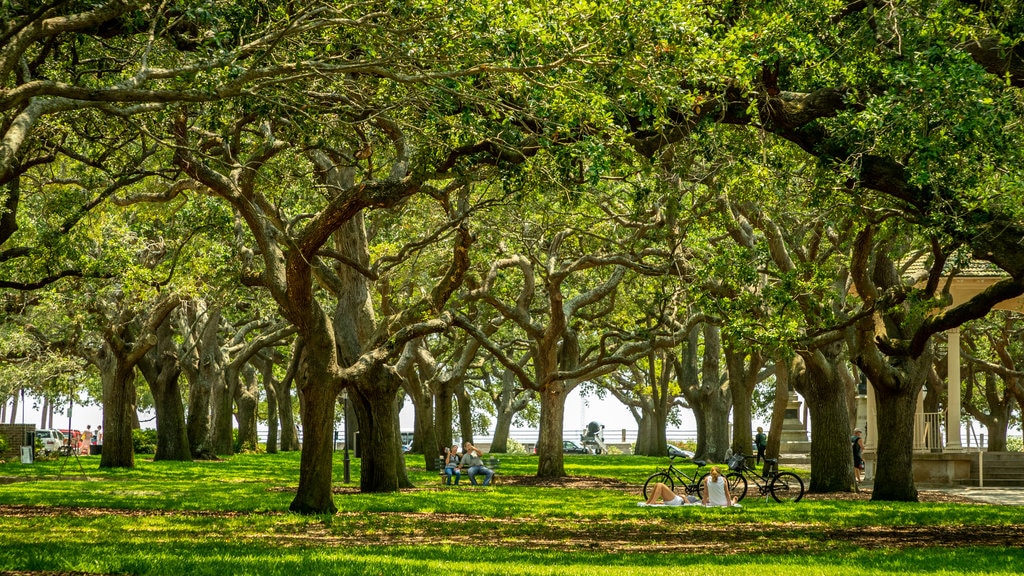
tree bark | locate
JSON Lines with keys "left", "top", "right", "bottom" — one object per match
{"left": 726, "top": 344, "right": 763, "bottom": 458}
{"left": 766, "top": 354, "right": 792, "bottom": 460}
{"left": 99, "top": 362, "right": 138, "bottom": 469}
{"left": 630, "top": 351, "right": 674, "bottom": 456}
{"left": 455, "top": 383, "right": 474, "bottom": 446}
{"left": 261, "top": 355, "right": 279, "bottom": 454}
{"left": 211, "top": 362, "right": 237, "bottom": 455}
{"left": 684, "top": 324, "right": 731, "bottom": 462}
{"left": 290, "top": 377, "right": 338, "bottom": 514}
{"left": 235, "top": 364, "right": 260, "bottom": 452}
{"left": 870, "top": 380, "right": 921, "bottom": 501}
{"left": 793, "top": 348, "right": 854, "bottom": 492}
{"left": 187, "top": 305, "right": 222, "bottom": 458}
{"left": 350, "top": 365, "right": 404, "bottom": 493}
{"left": 138, "top": 315, "right": 191, "bottom": 462}
{"left": 433, "top": 378, "right": 456, "bottom": 452}
{"left": 536, "top": 385, "right": 570, "bottom": 477}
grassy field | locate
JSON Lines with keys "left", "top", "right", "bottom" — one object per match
{"left": 1, "top": 451, "right": 1022, "bottom": 575}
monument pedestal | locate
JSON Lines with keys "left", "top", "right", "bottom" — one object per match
{"left": 780, "top": 391, "right": 811, "bottom": 454}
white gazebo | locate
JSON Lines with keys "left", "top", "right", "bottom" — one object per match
{"left": 861, "top": 264, "right": 1024, "bottom": 485}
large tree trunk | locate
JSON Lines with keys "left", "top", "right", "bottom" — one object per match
{"left": 261, "top": 356, "right": 279, "bottom": 454}
{"left": 211, "top": 363, "right": 237, "bottom": 455}
{"left": 489, "top": 367, "right": 529, "bottom": 454}
{"left": 634, "top": 407, "right": 667, "bottom": 456}
{"left": 393, "top": 390, "right": 413, "bottom": 489}
{"left": 793, "top": 347, "right": 855, "bottom": 492}
{"left": 693, "top": 394, "right": 731, "bottom": 462}
{"left": 433, "top": 379, "right": 456, "bottom": 452}
{"left": 634, "top": 351, "right": 673, "bottom": 456}
{"left": 412, "top": 391, "right": 438, "bottom": 464}
{"left": 350, "top": 365, "right": 404, "bottom": 492}
{"left": 536, "top": 385, "right": 569, "bottom": 478}
{"left": 455, "top": 383, "right": 474, "bottom": 446}
{"left": 235, "top": 364, "right": 260, "bottom": 452}
{"left": 490, "top": 410, "right": 513, "bottom": 454}
{"left": 99, "top": 364, "right": 138, "bottom": 469}
{"left": 151, "top": 370, "right": 192, "bottom": 462}
{"left": 277, "top": 374, "right": 300, "bottom": 451}
{"left": 187, "top": 308, "right": 222, "bottom": 458}
{"left": 138, "top": 317, "right": 192, "bottom": 462}
{"left": 726, "top": 344, "right": 763, "bottom": 458}
{"left": 766, "top": 354, "right": 792, "bottom": 459}
{"left": 687, "top": 324, "right": 731, "bottom": 462}
{"left": 870, "top": 379, "right": 921, "bottom": 501}
{"left": 290, "top": 376, "right": 338, "bottom": 514}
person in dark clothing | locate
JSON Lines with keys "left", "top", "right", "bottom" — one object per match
{"left": 754, "top": 426, "right": 767, "bottom": 466}
{"left": 851, "top": 428, "right": 865, "bottom": 483}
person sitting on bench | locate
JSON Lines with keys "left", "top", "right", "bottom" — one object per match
{"left": 443, "top": 444, "right": 462, "bottom": 486}
{"left": 461, "top": 442, "right": 494, "bottom": 486}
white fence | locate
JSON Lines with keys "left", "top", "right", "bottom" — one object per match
{"left": 257, "top": 428, "right": 698, "bottom": 450}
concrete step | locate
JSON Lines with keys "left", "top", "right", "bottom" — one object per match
{"left": 958, "top": 475, "right": 1024, "bottom": 483}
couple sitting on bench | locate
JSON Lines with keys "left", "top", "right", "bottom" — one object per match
{"left": 444, "top": 442, "right": 495, "bottom": 486}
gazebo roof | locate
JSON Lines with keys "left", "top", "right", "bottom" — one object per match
{"left": 903, "top": 258, "right": 1024, "bottom": 313}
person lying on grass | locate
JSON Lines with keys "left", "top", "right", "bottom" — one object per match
{"left": 637, "top": 482, "right": 701, "bottom": 506}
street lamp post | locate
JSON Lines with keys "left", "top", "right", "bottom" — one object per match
{"left": 342, "top": 391, "right": 351, "bottom": 484}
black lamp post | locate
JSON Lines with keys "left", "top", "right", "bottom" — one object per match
{"left": 342, "top": 391, "right": 351, "bottom": 484}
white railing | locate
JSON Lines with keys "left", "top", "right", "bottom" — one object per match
{"left": 914, "top": 412, "right": 945, "bottom": 452}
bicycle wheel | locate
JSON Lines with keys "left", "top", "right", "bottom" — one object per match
{"left": 643, "top": 472, "right": 674, "bottom": 500}
{"left": 726, "top": 472, "right": 748, "bottom": 502}
{"left": 770, "top": 471, "right": 805, "bottom": 503}
{"left": 693, "top": 473, "right": 709, "bottom": 499}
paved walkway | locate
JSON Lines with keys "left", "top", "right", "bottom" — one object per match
{"left": 860, "top": 480, "right": 1024, "bottom": 505}
{"left": 936, "top": 486, "right": 1024, "bottom": 506}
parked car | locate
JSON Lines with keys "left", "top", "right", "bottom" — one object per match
{"left": 562, "top": 440, "right": 590, "bottom": 454}
{"left": 530, "top": 440, "right": 592, "bottom": 454}
{"left": 667, "top": 444, "right": 694, "bottom": 459}
{"left": 34, "top": 429, "right": 66, "bottom": 454}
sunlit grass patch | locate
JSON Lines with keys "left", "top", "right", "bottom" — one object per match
{"left": 1, "top": 452, "right": 1023, "bottom": 575}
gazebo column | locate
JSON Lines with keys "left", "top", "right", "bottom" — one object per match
{"left": 946, "top": 327, "right": 963, "bottom": 451}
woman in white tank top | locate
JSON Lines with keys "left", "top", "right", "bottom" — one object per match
{"left": 702, "top": 466, "right": 736, "bottom": 507}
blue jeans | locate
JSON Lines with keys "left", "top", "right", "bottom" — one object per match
{"left": 444, "top": 467, "right": 461, "bottom": 485}
{"left": 467, "top": 465, "right": 493, "bottom": 486}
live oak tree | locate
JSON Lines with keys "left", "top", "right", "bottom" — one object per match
{"left": 602, "top": 1, "right": 1024, "bottom": 500}
{"left": 459, "top": 183, "right": 705, "bottom": 476}
{"left": 165, "top": 11, "right": 588, "bottom": 507}
{"left": 678, "top": 323, "right": 731, "bottom": 463}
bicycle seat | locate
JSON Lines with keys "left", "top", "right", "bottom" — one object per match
{"left": 692, "top": 459, "right": 707, "bottom": 467}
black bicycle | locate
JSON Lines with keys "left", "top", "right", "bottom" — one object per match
{"left": 643, "top": 455, "right": 710, "bottom": 500}
{"left": 724, "top": 453, "right": 804, "bottom": 503}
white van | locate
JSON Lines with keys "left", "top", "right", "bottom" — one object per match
{"left": 34, "top": 429, "right": 66, "bottom": 454}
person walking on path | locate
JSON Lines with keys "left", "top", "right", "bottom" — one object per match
{"left": 754, "top": 427, "right": 767, "bottom": 466}
{"left": 82, "top": 425, "right": 93, "bottom": 455}
{"left": 852, "top": 428, "right": 865, "bottom": 483}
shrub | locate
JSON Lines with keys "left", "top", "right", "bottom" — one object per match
{"left": 0, "top": 435, "right": 8, "bottom": 454}
{"left": 1007, "top": 437, "right": 1023, "bottom": 453}
{"left": 504, "top": 439, "right": 528, "bottom": 455}
{"left": 132, "top": 429, "right": 158, "bottom": 454}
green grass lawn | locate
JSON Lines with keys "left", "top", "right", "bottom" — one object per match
{"left": 1, "top": 452, "right": 1022, "bottom": 575}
